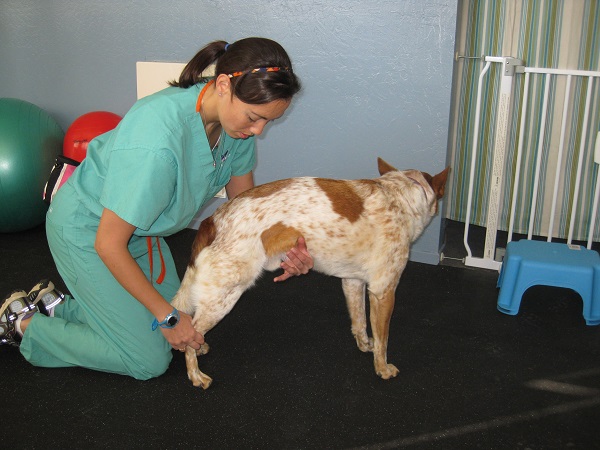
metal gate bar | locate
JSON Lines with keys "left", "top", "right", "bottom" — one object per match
{"left": 463, "top": 57, "right": 600, "bottom": 270}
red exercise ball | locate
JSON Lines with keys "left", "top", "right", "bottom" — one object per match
{"left": 63, "top": 111, "right": 121, "bottom": 162}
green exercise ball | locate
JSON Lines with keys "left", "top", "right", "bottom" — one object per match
{"left": 0, "top": 98, "right": 64, "bottom": 232}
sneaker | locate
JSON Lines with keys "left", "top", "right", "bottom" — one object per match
{"left": 0, "top": 290, "right": 38, "bottom": 347}
{"left": 27, "top": 280, "right": 65, "bottom": 316}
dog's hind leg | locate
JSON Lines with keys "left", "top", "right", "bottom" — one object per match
{"left": 368, "top": 286, "right": 399, "bottom": 380}
{"left": 342, "top": 278, "right": 373, "bottom": 352}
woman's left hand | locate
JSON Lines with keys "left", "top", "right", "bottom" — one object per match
{"left": 274, "top": 236, "right": 314, "bottom": 282}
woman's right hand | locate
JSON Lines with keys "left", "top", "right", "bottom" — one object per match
{"left": 160, "top": 311, "right": 205, "bottom": 351}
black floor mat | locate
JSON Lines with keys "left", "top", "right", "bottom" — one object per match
{"left": 2, "top": 224, "right": 599, "bottom": 449}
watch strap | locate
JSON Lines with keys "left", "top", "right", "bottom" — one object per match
{"left": 151, "top": 307, "right": 180, "bottom": 331}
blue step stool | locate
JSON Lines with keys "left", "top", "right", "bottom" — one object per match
{"left": 497, "top": 239, "right": 600, "bottom": 325}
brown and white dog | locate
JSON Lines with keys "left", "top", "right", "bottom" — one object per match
{"left": 172, "top": 158, "right": 449, "bottom": 388}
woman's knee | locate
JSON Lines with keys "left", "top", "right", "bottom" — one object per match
{"left": 127, "top": 348, "right": 173, "bottom": 380}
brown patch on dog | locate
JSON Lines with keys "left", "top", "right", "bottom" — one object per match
{"left": 261, "top": 222, "right": 303, "bottom": 256}
{"left": 315, "top": 179, "right": 364, "bottom": 223}
{"left": 188, "top": 216, "right": 217, "bottom": 268}
{"left": 241, "top": 179, "right": 295, "bottom": 199}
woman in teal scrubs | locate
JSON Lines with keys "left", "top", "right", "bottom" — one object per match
{"left": 1, "top": 38, "right": 312, "bottom": 380}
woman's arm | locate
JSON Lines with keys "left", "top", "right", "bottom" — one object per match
{"left": 95, "top": 208, "right": 204, "bottom": 350}
{"left": 225, "top": 171, "right": 255, "bottom": 199}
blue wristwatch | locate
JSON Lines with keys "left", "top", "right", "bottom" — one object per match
{"left": 151, "top": 308, "right": 180, "bottom": 331}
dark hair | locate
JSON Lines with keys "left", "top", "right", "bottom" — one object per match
{"left": 169, "top": 37, "right": 301, "bottom": 104}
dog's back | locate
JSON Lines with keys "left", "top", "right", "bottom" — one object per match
{"left": 172, "top": 159, "right": 449, "bottom": 388}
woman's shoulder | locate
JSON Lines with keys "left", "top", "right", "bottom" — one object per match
{"left": 115, "top": 85, "right": 203, "bottom": 148}
{"left": 130, "top": 84, "right": 201, "bottom": 118}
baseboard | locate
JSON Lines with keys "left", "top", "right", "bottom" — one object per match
{"left": 409, "top": 249, "right": 441, "bottom": 265}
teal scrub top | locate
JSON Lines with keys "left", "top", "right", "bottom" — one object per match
{"left": 68, "top": 82, "right": 256, "bottom": 237}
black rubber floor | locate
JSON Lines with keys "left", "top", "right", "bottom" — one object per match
{"left": 2, "top": 224, "right": 599, "bottom": 449}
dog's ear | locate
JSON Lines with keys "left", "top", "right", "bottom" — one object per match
{"left": 377, "top": 157, "right": 397, "bottom": 175}
{"left": 431, "top": 167, "right": 450, "bottom": 200}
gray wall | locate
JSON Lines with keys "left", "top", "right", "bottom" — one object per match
{"left": 0, "top": 0, "right": 457, "bottom": 264}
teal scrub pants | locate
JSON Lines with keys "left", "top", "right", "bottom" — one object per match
{"left": 20, "top": 184, "right": 180, "bottom": 380}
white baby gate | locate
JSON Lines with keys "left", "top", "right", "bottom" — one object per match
{"left": 463, "top": 56, "right": 600, "bottom": 271}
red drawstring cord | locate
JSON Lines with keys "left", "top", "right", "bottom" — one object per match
{"left": 146, "top": 236, "right": 166, "bottom": 285}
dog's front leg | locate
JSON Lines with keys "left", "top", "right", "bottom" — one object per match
{"left": 185, "top": 346, "right": 213, "bottom": 389}
{"left": 368, "top": 286, "right": 399, "bottom": 379}
{"left": 185, "top": 284, "right": 249, "bottom": 389}
{"left": 342, "top": 278, "right": 373, "bottom": 352}
{"left": 184, "top": 317, "right": 213, "bottom": 389}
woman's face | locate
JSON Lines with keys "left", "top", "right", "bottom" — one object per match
{"left": 221, "top": 96, "right": 291, "bottom": 139}
{"left": 216, "top": 75, "right": 291, "bottom": 139}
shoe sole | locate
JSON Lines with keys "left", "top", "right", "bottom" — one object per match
{"left": 0, "top": 290, "right": 31, "bottom": 322}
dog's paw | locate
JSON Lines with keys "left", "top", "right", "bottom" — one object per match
{"left": 376, "top": 363, "right": 399, "bottom": 380}
{"left": 357, "top": 337, "right": 374, "bottom": 353}
{"left": 196, "top": 342, "right": 210, "bottom": 356}
{"left": 188, "top": 369, "right": 213, "bottom": 389}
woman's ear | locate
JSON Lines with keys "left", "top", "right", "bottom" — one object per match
{"left": 215, "top": 74, "right": 232, "bottom": 97}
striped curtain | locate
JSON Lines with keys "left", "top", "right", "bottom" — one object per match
{"left": 448, "top": 0, "right": 600, "bottom": 242}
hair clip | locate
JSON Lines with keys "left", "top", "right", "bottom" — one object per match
{"left": 227, "top": 67, "right": 290, "bottom": 78}
{"left": 224, "top": 43, "right": 230, "bottom": 51}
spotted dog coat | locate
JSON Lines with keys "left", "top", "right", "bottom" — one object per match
{"left": 172, "top": 158, "right": 449, "bottom": 388}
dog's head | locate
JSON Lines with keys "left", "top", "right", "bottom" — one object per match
{"left": 377, "top": 157, "right": 450, "bottom": 215}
